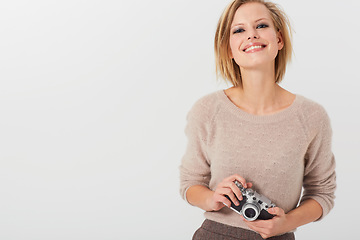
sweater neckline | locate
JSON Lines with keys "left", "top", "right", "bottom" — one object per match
{"left": 218, "top": 89, "right": 302, "bottom": 123}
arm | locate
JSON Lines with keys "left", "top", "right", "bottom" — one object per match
{"left": 186, "top": 185, "right": 216, "bottom": 212}
{"left": 179, "top": 99, "right": 212, "bottom": 202}
{"left": 245, "top": 107, "right": 336, "bottom": 239}
{"left": 285, "top": 199, "right": 323, "bottom": 229}
{"left": 186, "top": 175, "right": 253, "bottom": 212}
{"left": 300, "top": 107, "right": 336, "bottom": 219}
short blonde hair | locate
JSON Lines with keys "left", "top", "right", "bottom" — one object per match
{"left": 214, "top": 0, "right": 293, "bottom": 86}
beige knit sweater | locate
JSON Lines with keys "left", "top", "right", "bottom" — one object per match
{"left": 179, "top": 89, "right": 336, "bottom": 230}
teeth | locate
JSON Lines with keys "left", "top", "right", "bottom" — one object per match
{"left": 245, "top": 45, "right": 264, "bottom": 52}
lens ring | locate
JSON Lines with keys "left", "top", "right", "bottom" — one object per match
{"left": 242, "top": 203, "right": 260, "bottom": 221}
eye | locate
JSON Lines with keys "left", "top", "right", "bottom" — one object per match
{"left": 233, "top": 28, "right": 245, "bottom": 34}
{"left": 257, "top": 23, "right": 269, "bottom": 29}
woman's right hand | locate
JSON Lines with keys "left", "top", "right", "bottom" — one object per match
{"left": 207, "top": 174, "right": 252, "bottom": 211}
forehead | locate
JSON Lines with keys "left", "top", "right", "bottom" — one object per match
{"left": 232, "top": 2, "right": 272, "bottom": 24}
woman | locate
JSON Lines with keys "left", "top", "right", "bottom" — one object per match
{"left": 179, "top": 0, "right": 336, "bottom": 239}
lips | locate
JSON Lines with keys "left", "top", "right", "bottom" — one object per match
{"left": 242, "top": 43, "right": 267, "bottom": 52}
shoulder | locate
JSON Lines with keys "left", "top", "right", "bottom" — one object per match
{"left": 190, "top": 90, "right": 221, "bottom": 110}
{"left": 297, "top": 95, "right": 330, "bottom": 123}
{"left": 186, "top": 90, "right": 222, "bottom": 122}
{"left": 296, "top": 95, "right": 332, "bottom": 138}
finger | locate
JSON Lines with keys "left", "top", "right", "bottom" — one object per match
{"left": 243, "top": 220, "right": 268, "bottom": 235}
{"left": 260, "top": 233, "right": 271, "bottom": 239}
{"left": 243, "top": 220, "right": 272, "bottom": 239}
{"left": 217, "top": 187, "right": 240, "bottom": 206}
{"left": 214, "top": 195, "right": 232, "bottom": 208}
{"left": 242, "top": 217, "right": 276, "bottom": 239}
{"left": 229, "top": 182, "right": 243, "bottom": 201}
{"left": 225, "top": 174, "right": 248, "bottom": 188}
{"left": 243, "top": 219, "right": 269, "bottom": 228}
{"left": 268, "top": 207, "right": 285, "bottom": 216}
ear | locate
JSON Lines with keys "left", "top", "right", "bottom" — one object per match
{"left": 277, "top": 30, "right": 284, "bottom": 51}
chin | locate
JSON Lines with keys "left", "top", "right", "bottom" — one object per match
{"left": 235, "top": 56, "right": 277, "bottom": 70}
{"left": 239, "top": 61, "right": 272, "bottom": 70}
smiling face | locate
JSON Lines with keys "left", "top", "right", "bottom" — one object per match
{"left": 229, "top": 2, "right": 284, "bottom": 70}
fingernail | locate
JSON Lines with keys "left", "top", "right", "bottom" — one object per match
{"left": 235, "top": 201, "right": 239, "bottom": 206}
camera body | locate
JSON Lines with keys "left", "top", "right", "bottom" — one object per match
{"left": 225, "top": 180, "right": 276, "bottom": 221}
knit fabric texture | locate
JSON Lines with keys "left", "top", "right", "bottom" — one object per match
{"left": 179, "top": 89, "right": 336, "bottom": 230}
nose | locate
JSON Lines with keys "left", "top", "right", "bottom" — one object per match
{"left": 247, "top": 29, "right": 259, "bottom": 40}
{"left": 248, "top": 34, "right": 259, "bottom": 40}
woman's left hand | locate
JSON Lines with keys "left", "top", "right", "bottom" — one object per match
{"left": 241, "top": 207, "right": 290, "bottom": 239}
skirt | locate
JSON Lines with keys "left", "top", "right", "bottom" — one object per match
{"left": 193, "top": 219, "right": 295, "bottom": 240}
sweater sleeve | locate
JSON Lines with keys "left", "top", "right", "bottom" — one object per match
{"left": 300, "top": 108, "right": 336, "bottom": 220}
{"left": 179, "top": 100, "right": 212, "bottom": 204}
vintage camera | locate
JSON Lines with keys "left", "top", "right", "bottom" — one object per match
{"left": 225, "top": 180, "right": 276, "bottom": 221}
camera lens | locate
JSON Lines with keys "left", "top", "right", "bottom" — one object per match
{"left": 244, "top": 208, "right": 256, "bottom": 218}
{"left": 242, "top": 203, "right": 260, "bottom": 221}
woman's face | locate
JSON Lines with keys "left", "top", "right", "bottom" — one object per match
{"left": 229, "top": 2, "right": 283, "bottom": 70}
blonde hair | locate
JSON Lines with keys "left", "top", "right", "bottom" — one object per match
{"left": 214, "top": 0, "right": 293, "bottom": 87}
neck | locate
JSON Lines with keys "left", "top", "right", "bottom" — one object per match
{"left": 235, "top": 64, "right": 284, "bottom": 115}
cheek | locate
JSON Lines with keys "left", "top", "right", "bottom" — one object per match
{"left": 229, "top": 37, "right": 236, "bottom": 53}
{"left": 229, "top": 37, "right": 242, "bottom": 56}
{"left": 256, "top": 32, "right": 278, "bottom": 56}
{"left": 267, "top": 32, "right": 281, "bottom": 50}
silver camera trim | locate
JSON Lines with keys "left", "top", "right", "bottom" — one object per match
{"left": 231, "top": 180, "right": 276, "bottom": 221}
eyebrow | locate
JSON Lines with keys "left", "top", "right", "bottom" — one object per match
{"left": 231, "top": 18, "right": 270, "bottom": 28}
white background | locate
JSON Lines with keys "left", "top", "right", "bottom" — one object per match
{"left": 0, "top": 0, "right": 359, "bottom": 239}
